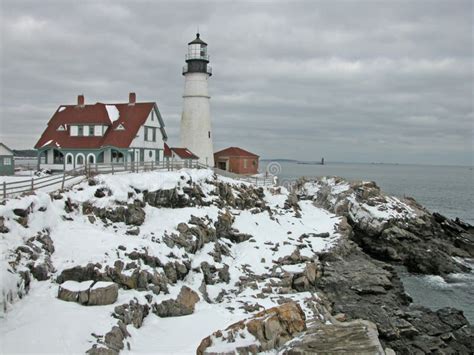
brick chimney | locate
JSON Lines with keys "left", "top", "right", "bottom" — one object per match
{"left": 77, "top": 94, "right": 85, "bottom": 107}
{"left": 128, "top": 92, "right": 136, "bottom": 106}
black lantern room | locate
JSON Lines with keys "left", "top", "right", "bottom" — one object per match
{"left": 182, "top": 33, "right": 212, "bottom": 76}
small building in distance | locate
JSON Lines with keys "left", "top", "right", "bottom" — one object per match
{"left": 0, "top": 143, "right": 14, "bottom": 176}
{"left": 34, "top": 93, "right": 168, "bottom": 171}
{"left": 214, "top": 147, "right": 259, "bottom": 175}
{"left": 164, "top": 143, "right": 199, "bottom": 168}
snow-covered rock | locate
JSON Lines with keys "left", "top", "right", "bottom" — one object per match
{"left": 0, "top": 169, "right": 339, "bottom": 353}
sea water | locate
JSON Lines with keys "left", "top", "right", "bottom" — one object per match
{"left": 264, "top": 161, "right": 474, "bottom": 323}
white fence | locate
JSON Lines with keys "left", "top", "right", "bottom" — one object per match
{"left": 1, "top": 161, "right": 274, "bottom": 200}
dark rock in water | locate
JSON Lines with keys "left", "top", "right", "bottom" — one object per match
{"left": 304, "top": 177, "right": 474, "bottom": 277}
{"left": 315, "top": 242, "right": 473, "bottom": 353}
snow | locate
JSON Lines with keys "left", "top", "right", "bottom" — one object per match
{"left": 60, "top": 280, "right": 94, "bottom": 292}
{"left": 41, "top": 139, "right": 53, "bottom": 147}
{"left": 58, "top": 106, "right": 66, "bottom": 112}
{"left": 0, "top": 169, "right": 343, "bottom": 354}
{"left": 106, "top": 105, "right": 120, "bottom": 123}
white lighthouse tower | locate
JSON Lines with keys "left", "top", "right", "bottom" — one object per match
{"left": 180, "top": 33, "right": 214, "bottom": 167}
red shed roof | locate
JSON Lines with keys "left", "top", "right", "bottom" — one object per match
{"left": 164, "top": 144, "right": 198, "bottom": 159}
{"left": 214, "top": 147, "right": 259, "bottom": 158}
{"left": 35, "top": 101, "right": 166, "bottom": 150}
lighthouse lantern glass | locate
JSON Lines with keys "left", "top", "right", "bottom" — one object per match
{"left": 188, "top": 43, "right": 208, "bottom": 60}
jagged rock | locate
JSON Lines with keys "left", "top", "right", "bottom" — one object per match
{"left": 197, "top": 302, "right": 306, "bottom": 354}
{"left": 86, "top": 345, "right": 117, "bottom": 355}
{"left": 0, "top": 216, "right": 9, "bottom": 233}
{"left": 104, "top": 326, "right": 124, "bottom": 352}
{"left": 56, "top": 263, "right": 103, "bottom": 284}
{"left": 214, "top": 210, "right": 252, "bottom": 243}
{"left": 153, "top": 286, "right": 199, "bottom": 317}
{"left": 29, "top": 262, "right": 51, "bottom": 281}
{"left": 82, "top": 203, "right": 145, "bottom": 226}
{"left": 113, "top": 300, "right": 150, "bottom": 329}
{"left": 303, "top": 177, "right": 474, "bottom": 276}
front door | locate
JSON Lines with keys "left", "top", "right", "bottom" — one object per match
{"left": 65, "top": 154, "right": 74, "bottom": 171}
{"left": 218, "top": 161, "right": 227, "bottom": 170}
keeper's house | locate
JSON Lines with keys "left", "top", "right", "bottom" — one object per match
{"left": 214, "top": 147, "right": 259, "bottom": 175}
{"left": 34, "top": 93, "right": 168, "bottom": 171}
{"left": 0, "top": 143, "right": 14, "bottom": 176}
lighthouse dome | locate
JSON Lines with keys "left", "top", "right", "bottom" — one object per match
{"left": 186, "top": 33, "right": 209, "bottom": 62}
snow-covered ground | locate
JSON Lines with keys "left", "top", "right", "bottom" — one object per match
{"left": 0, "top": 169, "right": 342, "bottom": 354}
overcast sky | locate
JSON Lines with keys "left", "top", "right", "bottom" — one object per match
{"left": 0, "top": 0, "right": 472, "bottom": 165}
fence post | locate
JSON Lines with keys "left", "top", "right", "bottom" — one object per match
{"left": 61, "top": 173, "right": 66, "bottom": 190}
{"left": 151, "top": 161, "right": 154, "bottom": 171}
{"left": 31, "top": 178, "right": 34, "bottom": 192}
{"left": 3, "top": 181, "right": 6, "bottom": 200}
{"left": 112, "top": 163, "right": 115, "bottom": 175}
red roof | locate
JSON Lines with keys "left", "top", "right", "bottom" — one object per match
{"left": 34, "top": 101, "right": 165, "bottom": 149}
{"left": 164, "top": 145, "right": 198, "bottom": 159}
{"left": 214, "top": 147, "right": 259, "bottom": 158}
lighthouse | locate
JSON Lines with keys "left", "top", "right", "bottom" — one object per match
{"left": 180, "top": 33, "right": 214, "bottom": 167}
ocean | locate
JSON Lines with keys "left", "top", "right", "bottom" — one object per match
{"left": 263, "top": 161, "right": 474, "bottom": 323}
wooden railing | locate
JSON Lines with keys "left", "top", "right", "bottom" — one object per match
{"left": 1, "top": 161, "right": 274, "bottom": 200}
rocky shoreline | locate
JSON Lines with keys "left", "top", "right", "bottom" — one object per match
{"left": 1, "top": 171, "right": 472, "bottom": 354}
{"left": 294, "top": 177, "right": 474, "bottom": 353}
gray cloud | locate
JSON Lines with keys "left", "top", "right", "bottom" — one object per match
{"left": 0, "top": 0, "right": 472, "bottom": 165}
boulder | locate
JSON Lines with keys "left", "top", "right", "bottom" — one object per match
{"left": 153, "top": 286, "right": 199, "bottom": 317}
{"left": 197, "top": 301, "right": 306, "bottom": 354}
{"left": 88, "top": 282, "right": 119, "bottom": 306}
{"left": 58, "top": 280, "right": 118, "bottom": 306}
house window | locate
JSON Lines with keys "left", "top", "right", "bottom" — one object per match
{"left": 243, "top": 159, "right": 248, "bottom": 168}
{"left": 78, "top": 125, "right": 84, "bottom": 136}
{"left": 3, "top": 157, "right": 12, "bottom": 165}
{"left": 89, "top": 125, "right": 94, "bottom": 136}
{"left": 66, "top": 155, "right": 73, "bottom": 164}
{"left": 144, "top": 127, "right": 156, "bottom": 142}
{"left": 77, "top": 155, "right": 84, "bottom": 165}
{"left": 70, "top": 125, "right": 78, "bottom": 136}
{"left": 151, "top": 111, "right": 154, "bottom": 121}
{"left": 149, "top": 151, "right": 153, "bottom": 158}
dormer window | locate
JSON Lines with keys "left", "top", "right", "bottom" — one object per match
{"left": 115, "top": 124, "right": 125, "bottom": 131}
{"left": 57, "top": 125, "right": 66, "bottom": 131}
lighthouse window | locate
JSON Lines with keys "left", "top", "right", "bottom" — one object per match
{"left": 208, "top": 131, "right": 211, "bottom": 138}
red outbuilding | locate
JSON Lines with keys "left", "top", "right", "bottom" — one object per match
{"left": 214, "top": 147, "right": 259, "bottom": 175}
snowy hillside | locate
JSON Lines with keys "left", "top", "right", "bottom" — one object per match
{"left": 0, "top": 169, "right": 342, "bottom": 354}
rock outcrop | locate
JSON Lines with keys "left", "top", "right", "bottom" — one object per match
{"left": 197, "top": 302, "right": 306, "bottom": 354}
